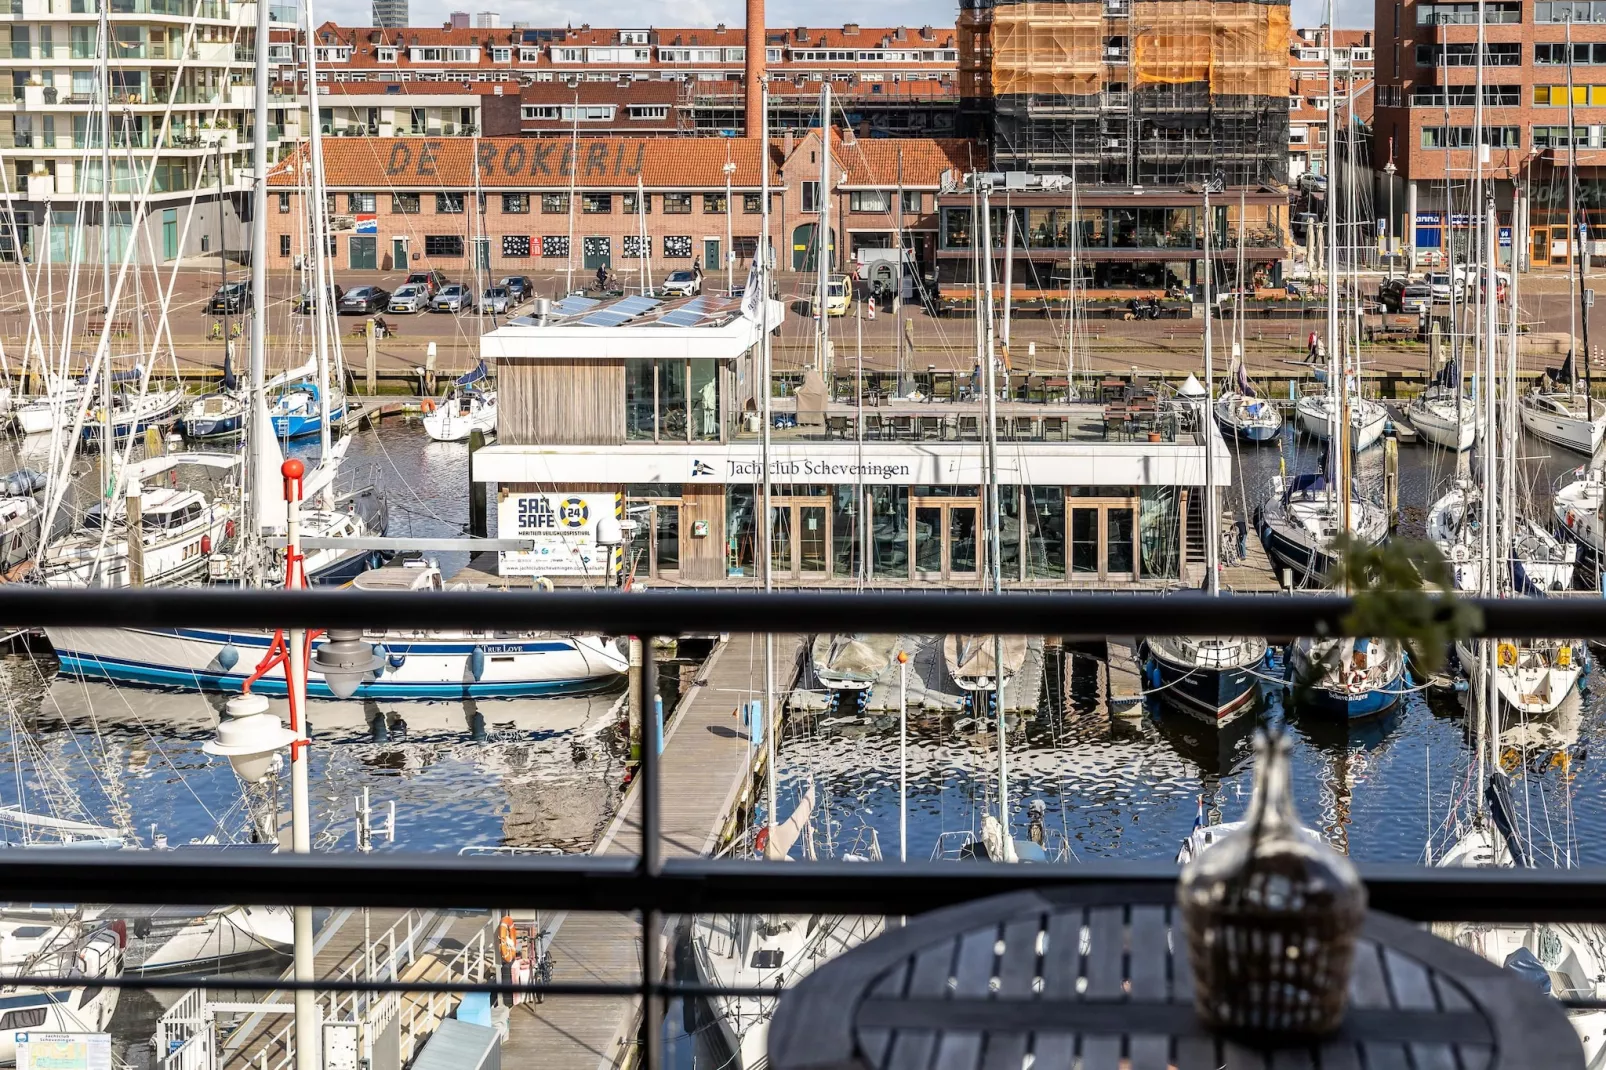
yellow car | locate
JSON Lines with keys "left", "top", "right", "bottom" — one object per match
{"left": 811, "top": 275, "right": 853, "bottom": 317}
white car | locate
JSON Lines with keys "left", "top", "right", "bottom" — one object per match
{"left": 1424, "top": 273, "right": 1456, "bottom": 300}
{"left": 387, "top": 284, "right": 428, "bottom": 313}
{"left": 661, "top": 270, "right": 701, "bottom": 297}
{"left": 1449, "top": 263, "right": 1512, "bottom": 293}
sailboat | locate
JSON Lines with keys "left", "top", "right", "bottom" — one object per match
{"left": 1406, "top": 354, "right": 1476, "bottom": 450}
{"left": 1293, "top": 378, "right": 1388, "bottom": 450}
{"left": 1145, "top": 190, "right": 1267, "bottom": 722}
{"left": 179, "top": 345, "right": 244, "bottom": 439}
{"left": 1455, "top": 203, "right": 1582, "bottom": 717}
{"left": 269, "top": 377, "right": 345, "bottom": 440}
{"left": 943, "top": 634, "right": 1027, "bottom": 697}
{"left": 1214, "top": 349, "right": 1282, "bottom": 443}
{"left": 811, "top": 634, "right": 897, "bottom": 696}
{"left": 423, "top": 361, "right": 497, "bottom": 443}
{"left": 1282, "top": 33, "right": 1406, "bottom": 719}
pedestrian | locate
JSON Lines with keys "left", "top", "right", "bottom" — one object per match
{"left": 1305, "top": 331, "right": 1322, "bottom": 364}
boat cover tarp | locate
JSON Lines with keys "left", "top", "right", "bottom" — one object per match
{"left": 1503, "top": 947, "right": 1552, "bottom": 995}
{"left": 80, "top": 366, "right": 143, "bottom": 386}
{"left": 455, "top": 360, "right": 489, "bottom": 388}
{"left": 1487, "top": 769, "right": 1535, "bottom": 868}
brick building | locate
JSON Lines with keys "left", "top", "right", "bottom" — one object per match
{"left": 264, "top": 132, "right": 970, "bottom": 280}
{"left": 1370, "top": 0, "right": 1595, "bottom": 268}
{"left": 292, "top": 22, "right": 961, "bottom": 135}
{"left": 1289, "top": 27, "right": 1375, "bottom": 181}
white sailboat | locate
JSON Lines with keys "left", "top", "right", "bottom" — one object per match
{"left": 423, "top": 362, "right": 497, "bottom": 443}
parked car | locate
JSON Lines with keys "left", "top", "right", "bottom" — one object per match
{"left": 811, "top": 274, "right": 853, "bottom": 317}
{"left": 405, "top": 269, "right": 450, "bottom": 297}
{"left": 499, "top": 275, "right": 534, "bottom": 303}
{"left": 207, "top": 281, "right": 252, "bottom": 314}
{"left": 338, "top": 286, "right": 390, "bottom": 315}
{"left": 1424, "top": 272, "right": 1456, "bottom": 301}
{"left": 386, "top": 284, "right": 428, "bottom": 313}
{"left": 661, "top": 269, "right": 701, "bottom": 298}
{"left": 1381, "top": 281, "right": 1432, "bottom": 314}
{"left": 293, "top": 284, "right": 345, "bottom": 314}
{"left": 1449, "top": 263, "right": 1512, "bottom": 293}
{"left": 479, "top": 287, "right": 511, "bottom": 314}
{"left": 431, "top": 284, "right": 471, "bottom": 313}
{"left": 1297, "top": 172, "right": 1328, "bottom": 194}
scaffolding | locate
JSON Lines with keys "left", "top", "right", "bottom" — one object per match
{"left": 959, "top": 0, "right": 1291, "bottom": 185}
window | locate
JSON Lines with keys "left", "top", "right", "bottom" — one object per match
{"left": 1412, "top": 85, "right": 1521, "bottom": 106}
{"left": 704, "top": 193, "right": 728, "bottom": 213}
{"left": 424, "top": 234, "right": 463, "bottom": 256}
{"left": 1418, "top": 1, "right": 1520, "bottom": 20}
{"left": 542, "top": 235, "right": 569, "bottom": 257}
{"left": 1537, "top": 0, "right": 1606, "bottom": 20}
{"left": 436, "top": 193, "right": 464, "bottom": 214}
{"left": 901, "top": 191, "right": 921, "bottom": 213}
{"left": 0, "top": 1009, "right": 46, "bottom": 1031}
{"left": 541, "top": 192, "right": 569, "bottom": 213}
{"left": 802, "top": 181, "right": 822, "bottom": 213}
{"left": 503, "top": 235, "right": 531, "bottom": 257}
{"left": 582, "top": 193, "right": 612, "bottom": 214}
{"left": 623, "top": 234, "right": 647, "bottom": 258}
{"left": 628, "top": 104, "right": 669, "bottom": 119}
{"left": 623, "top": 191, "right": 651, "bottom": 214}
{"left": 1536, "top": 42, "right": 1606, "bottom": 63}
{"left": 279, "top": 234, "right": 291, "bottom": 256}
{"left": 277, "top": 192, "right": 291, "bottom": 213}
{"left": 850, "top": 190, "right": 891, "bottom": 212}
{"left": 1414, "top": 42, "right": 1521, "bottom": 66}
{"left": 1420, "top": 125, "right": 1521, "bottom": 148}
{"left": 492, "top": 46, "right": 510, "bottom": 62}
{"left": 392, "top": 193, "right": 420, "bottom": 214}
{"left": 663, "top": 192, "right": 692, "bottom": 214}
{"left": 503, "top": 193, "right": 529, "bottom": 214}
{"left": 743, "top": 192, "right": 762, "bottom": 213}
{"left": 1534, "top": 85, "right": 1606, "bottom": 106}
{"left": 664, "top": 235, "right": 692, "bottom": 257}
{"left": 347, "top": 192, "right": 375, "bottom": 213}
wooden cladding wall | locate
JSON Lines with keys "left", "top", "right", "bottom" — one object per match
{"left": 678, "top": 485, "right": 727, "bottom": 584}
{"left": 500, "top": 359, "right": 624, "bottom": 445}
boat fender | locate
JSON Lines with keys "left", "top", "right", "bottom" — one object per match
{"left": 217, "top": 645, "right": 240, "bottom": 671}
{"left": 226, "top": 519, "right": 237, "bottom": 539}
{"left": 1568, "top": 511, "right": 1577, "bottom": 528}
{"left": 388, "top": 651, "right": 406, "bottom": 669}
{"left": 201, "top": 534, "right": 212, "bottom": 555}
{"left": 470, "top": 646, "right": 486, "bottom": 681}
{"left": 371, "top": 644, "right": 389, "bottom": 672}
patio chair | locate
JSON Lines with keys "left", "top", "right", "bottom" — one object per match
{"left": 891, "top": 414, "right": 916, "bottom": 440}
{"left": 957, "top": 415, "right": 981, "bottom": 440}
{"left": 826, "top": 415, "right": 849, "bottom": 439}
{"left": 917, "top": 415, "right": 944, "bottom": 440}
{"left": 864, "top": 413, "right": 884, "bottom": 440}
{"left": 1042, "top": 415, "right": 1068, "bottom": 441}
{"left": 1012, "top": 416, "right": 1036, "bottom": 440}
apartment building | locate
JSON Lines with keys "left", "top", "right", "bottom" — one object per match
{"left": 292, "top": 22, "right": 960, "bottom": 134}
{"left": 370, "top": 0, "right": 405, "bottom": 30}
{"left": 0, "top": 0, "right": 296, "bottom": 263}
{"left": 1370, "top": 0, "right": 1599, "bottom": 268}
{"left": 315, "top": 81, "right": 523, "bottom": 137}
{"left": 1289, "top": 27, "right": 1375, "bottom": 180}
{"left": 263, "top": 131, "right": 966, "bottom": 279}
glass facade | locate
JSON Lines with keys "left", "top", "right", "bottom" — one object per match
{"left": 622, "top": 358, "right": 721, "bottom": 442}
{"left": 713, "top": 481, "right": 1179, "bottom": 584}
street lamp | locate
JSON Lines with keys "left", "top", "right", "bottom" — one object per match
{"left": 203, "top": 692, "right": 295, "bottom": 784}
{"left": 313, "top": 630, "right": 383, "bottom": 699}
{"left": 723, "top": 158, "right": 737, "bottom": 293}
{"left": 1383, "top": 155, "right": 1397, "bottom": 281}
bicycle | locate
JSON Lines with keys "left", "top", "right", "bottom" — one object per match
{"left": 531, "top": 925, "right": 555, "bottom": 1004}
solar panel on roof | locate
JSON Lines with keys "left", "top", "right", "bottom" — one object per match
{"left": 610, "top": 295, "right": 662, "bottom": 316}
{"left": 657, "top": 309, "right": 705, "bottom": 327}
{"left": 578, "top": 309, "right": 632, "bottom": 328}
{"left": 551, "top": 295, "right": 601, "bottom": 317}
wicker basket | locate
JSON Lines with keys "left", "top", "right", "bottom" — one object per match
{"left": 1177, "top": 730, "right": 1366, "bottom": 1040}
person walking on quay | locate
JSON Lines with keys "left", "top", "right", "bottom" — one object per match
{"left": 497, "top": 913, "right": 518, "bottom": 1007}
{"left": 1305, "top": 330, "right": 1323, "bottom": 365}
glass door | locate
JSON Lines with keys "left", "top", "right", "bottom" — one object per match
{"left": 1070, "top": 507, "right": 1100, "bottom": 576}
{"left": 1531, "top": 226, "right": 1549, "bottom": 268}
{"left": 948, "top": 504, "right": 979, "bottom": 579}
{"left": 1105, "top": 506, "right": 1136, "bottom": 578}
{"left": 652, "top": 504, "right": 679, "bottom": 577}
{"left": 798, "top": 503, "right": 828, "bottom": 575}
{"left": 913, "top": 505, "right": 942, "bottom": 578}
{"left": 770, "top": 505, "right": 793, "bottom": 578}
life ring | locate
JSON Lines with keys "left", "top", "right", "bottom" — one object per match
{"left": 497, "top": 916, "right": 517, "bottom": 962}
{"left": 1497, "top": 642, "right": 1518, "bottom": 668}
{"left": 422, "top": 398, "right": 437, "bottom": 414}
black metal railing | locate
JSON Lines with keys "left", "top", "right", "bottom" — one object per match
{"left": 6, "top": 588, "right": 1606, "bottom": 1065}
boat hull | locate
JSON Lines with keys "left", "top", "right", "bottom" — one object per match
{"left": 1142, "top": 644, "right": 1260, "bottom": 721}
{"left": 181, "top": 413, "right": 244, "bottom": 439}
{"left": 45, "top": 626, "right": 629, "bottom": 699}
{"left": 1254, "top": 504, "right": 1333, "bottom": 588}
{"left": 1408, "top": 401, "right": 1477, "bottom": 450}
{"left": 1521, "top": 403, "right": 1604, "bottom": 454}
{"left": 1286, "top": 641, "right": 1405, "bottom": 720}
{"left": 272, "top": 406, "right": 347, "bottom": 440}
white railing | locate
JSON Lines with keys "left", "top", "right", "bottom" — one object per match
{"left": 160, "top": 909, "right": 489, "bottom": 1070}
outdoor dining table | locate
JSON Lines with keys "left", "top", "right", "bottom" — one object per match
{"left": 768, "top": 884, "right": 1582, "bottom": 1070}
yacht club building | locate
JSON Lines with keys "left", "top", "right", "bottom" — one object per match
{"left": 470, "top": 291, "right": 1232, "bottom": 589}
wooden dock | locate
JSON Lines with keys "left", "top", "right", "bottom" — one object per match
{"left": 501, "top": 632, "right": 790, "bottom": 1070}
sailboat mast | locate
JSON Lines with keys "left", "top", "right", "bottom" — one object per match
{"left": 245, "top": 0, "right": 268, "bottom": 567}
{"left": 1324, "top": 6, "right": 1343, "bottom": 537}
{"left": 303, "top": 22, "right": 335, "bottom": 459}
{"left": 759, "top": 85, "right": 777, "bottom": 848}
{"left": 98, "top": 0, "right": 112, "bottom": 500}
{"left": 1571, "top": 10, "right": 1595, "bottom": 417}
{"left": 1568, "top": 11, "right": 1581, "bottom": 389}
{"left": 1481, "top": 197, "right": 1499, "bottom": 815}
{"left": 1202, "top": 179, "right": 1219, "bottom": 597}
{"left": 816, "top": 83, "right": 832, "bottom": 374}
{"left": 978, "top": 180, "right": 1008, "bottom": 840}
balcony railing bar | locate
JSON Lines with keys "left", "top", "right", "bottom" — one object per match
{"left": 5, "top": 855, "right": 1606, "bottom": 922}
{"left": 1, "top": 588, "right": 1603, "bottom": 640}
